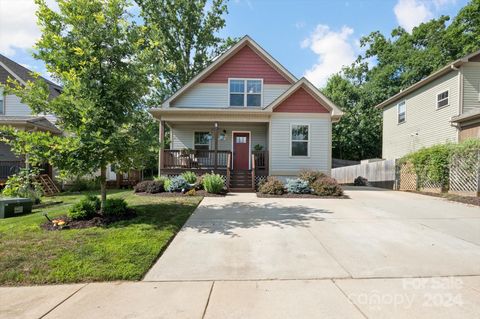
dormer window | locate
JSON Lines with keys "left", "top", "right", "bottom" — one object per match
{"left": 229, "top": 79, "right": 262, "bottom": 107}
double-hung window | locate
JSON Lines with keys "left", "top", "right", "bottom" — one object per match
{"left": 194, "top": 132, "right": 210, "bottom": 150}
{"left": 397, "top": 101, "right": 406, "bottom": 124}
{"left": 291, "top": 124, "right": 309, "bottom": 156}
{"left": 229, "top": 79, "right": 262, "bottom": 107}
{"left": 437, "top": 90, "right": 449, "bottom": 109}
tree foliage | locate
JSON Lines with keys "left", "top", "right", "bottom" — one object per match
{"left": 136, "top": 0, "right": 234, "bottom": 103}
{"left": 4, "top": 0, "right": 151, "bottom": 211}
{"left": 323, "top": 0, "right": 480, "bottom": 161}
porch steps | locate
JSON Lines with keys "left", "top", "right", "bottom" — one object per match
{"left": 229, "top": 170, "right": 254, "bottom": 191}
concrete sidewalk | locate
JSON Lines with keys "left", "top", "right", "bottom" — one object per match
{"left": 2, "top": 277, "right": 480, "bottom": 318}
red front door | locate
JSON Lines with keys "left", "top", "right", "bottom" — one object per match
{"left": 233, "top": 132, "right": 250, "bottom": 170}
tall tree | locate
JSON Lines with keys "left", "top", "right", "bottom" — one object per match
{"left": 136, "top": 0, "right": 234, "bottom": 104}
{"left": 324, "top": 0, "right": 480, "bottom": 161}
{"left": 9, "top": 0, "right": 149, "bottom": 211}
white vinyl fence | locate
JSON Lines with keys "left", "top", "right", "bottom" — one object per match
{"left": 331, "top": 159, "right": 397, "bottom": 189}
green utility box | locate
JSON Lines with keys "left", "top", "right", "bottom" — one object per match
{"left": 0, "top": 198, "right": 33, "bottom": 219}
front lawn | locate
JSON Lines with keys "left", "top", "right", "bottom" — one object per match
{"left": 0, "top": 190, "right": 201, "bottom": 286}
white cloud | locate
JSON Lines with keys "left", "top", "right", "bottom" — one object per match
{"left": 302, "top": 25, "right": 356, "bottom": 88}
{"left": 0, "top": 0, "right": 58, "bottom": 56}
{"left": 393, "top": 0, "right": 457, "bottom": 33}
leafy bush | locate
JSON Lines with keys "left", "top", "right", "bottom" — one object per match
{"left": 181, "top": 171, "right": 197, "bottom": 184}
{"left": 146, "top": 180, "right": 164, "bottom": 194}
{"left": 2, "top": 168, "right": 43, "bottom": 203}
{"left": 154, "top": 175, "right": 169, "bottom": 183}
{"left": 67, "top": 195, "right": 100, "bottom": 220}
{"left": 285, "top": 178, "right": 311, "bottom": 194}
{"left": 134, "top": 180, "right": 151, "bottom": 193}
{"left": 202, "top": 173, "right": 224, "bottom": 194}
{"left": 354, "top": 176, "right": 368, "bottom": 186}
{"left": 298, "top": 170, "right": 327, "bottom": 185}
{"left": 195, "top": 175, "right": 204, "bottom": 190}
{"left": 311, "top": 177, "right": 343, "bottom": 196}
{"left": 103, "top": 198, "right": 128, "bottom": 217}
{"left": 68, "top": 176, "right": 99, "bottom": 192}
{"left": 258, "top": 177, "right": 284, "bottom": 195}
{"left": 166, "top": 176, "right": 189, "bottom": 192}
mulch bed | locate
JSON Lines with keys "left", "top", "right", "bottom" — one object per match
{"left": 256, "top": 192, "right": 349, "bottom": 199}
{"left": 135, "top": 190, "right": 227, "bottom": 197}
{"left": 41, "top": 209, "right": 137, "bottom": 231}
{"left": 405, "top": 191, "right": 480, "bottom": 207}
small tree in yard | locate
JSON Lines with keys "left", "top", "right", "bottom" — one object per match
{"left": 7, "top": 0, "right": 148, "bottom": 212}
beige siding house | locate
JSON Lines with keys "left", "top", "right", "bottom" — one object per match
{"left": 149, "top": 36, "right": 343, "bottom": 190}
{"left": 377, "top": 51, "right": 480, "bottom": 160}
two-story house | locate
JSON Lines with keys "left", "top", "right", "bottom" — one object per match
{"left": 0, "top": 54, "right": 62, "bottom": 183}
{"left": 376, "top": 50, "right": 480, "bottom": 160}
{"left": 149, "top": 36, "right": 343, "bottom": 191}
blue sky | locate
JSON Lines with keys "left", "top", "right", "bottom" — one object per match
{"left": 0, "top": 0, "right": 469, "bottom": 87}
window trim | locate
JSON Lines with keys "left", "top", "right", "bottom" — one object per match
{"left": 397, "top": 100, "right": 406, "bottom": 125}
{"left": 436, "top": 90, "right": 449, "bottom": 109}
{"left": 228, "top": 78, "right": 263, "bottom": 108}
{"left": 0, "top": 88, "right": 4, "bottom": 115}
{"left": 290, "top": 123, "right": 310, "bottom": 157}
{"left": 193, "top": 131, "right": 211, "bottom": 150}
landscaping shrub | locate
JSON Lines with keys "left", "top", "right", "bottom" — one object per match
{"left": 68, "top": 176, "right": 100, "bottom": 192}
{"left": 185, "top": 189, "right": 197, "bottom": 196}
{"left": 145, "top": 180, "right": 164, "bottom": 194}
{"left": 195, "top": 175, "right": 204, "bottom": 190}
{"left": 67, "top": 195, "right": 100, "bottom": 220}
{"left": 2, "top": 168, "right": 44, "bottom": 203}
{"left": 166, "top": 176, "right": 189, "bottom": 192}
{"left": 202, "top": 173, "right": 224, "bottom": 194}
{"left": 181, "top": 171, "right": 197, "bottom": 184}
{"left": 354, "top": 176, "right": 368, "bottom": 186}
{"left": 311, "top": 177, "right": 343, "bottom": 196}
{"left": 134, "top": 180, "right": 151, "bottom": 193}
{"left": 154, "top": 175, "right": 169, "bottom": 183}
{"left": 103, "top": 198, "right": 128, "bottom": 217}
{"left": 298, "top": 169, "right": 327, "bottom": 185}
{"left": 258, "top": 177, "right": 284, "bottom": 195}
{"left": 285, "top": 178, "right": 311, "bottom": 194}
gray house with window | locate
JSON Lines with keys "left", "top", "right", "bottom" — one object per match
{"left": 376, "top": 50, "right": 480, "bottom": 160}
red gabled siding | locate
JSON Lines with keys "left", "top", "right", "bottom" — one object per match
{"left": 201, "top": 45, "right": 291, "bottom": 84}
{"left": 274, "top": 87, "right": 329, "bottom": 113}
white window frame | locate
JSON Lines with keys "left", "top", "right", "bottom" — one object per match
{"left": 193, "top": 131, "right": 210, "bottom": 150}
{"left": 0, "top": 88, "right": 4, "bottom": 115}
{"left": 290, "top": 123, "right": 310, "bottom": 157}
{"left": 436, "top": 90, "right": 449, "bottom": 109}
{"left": 397, "top": 100, "right": 406, "bottom": 124}
{"left": 228, "top": 78, "right": 263, "bottom": 108}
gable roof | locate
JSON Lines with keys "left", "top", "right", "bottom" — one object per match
{"left": 264, "top": 77, "right": 343, "bottom": 120}
{"left": 161, "top": 35, "right": 297, "bottom": 108}
{"left": 375, "top": 49, "right": 480, "bottom": 110}
{"left": 0, "top": 54, "right": 62, "bottom": 98}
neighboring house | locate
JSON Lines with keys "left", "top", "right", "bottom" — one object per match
{"left": 377, "top": 50, "right": 480, "bottom": 160}
{"left": 0, "top": 54, "right": 62, "bottom": 183}
{"left": 149, "top": 36, "right": 343, "bottom": 190}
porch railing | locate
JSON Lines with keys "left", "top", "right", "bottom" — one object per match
{"left": 0, "top": 160, "right": 25, "bottom": 180}
{"left": 252, "top": 150, "right": 268, "bottom": 172}
{"left": 163, "top": 150, "right": 231, "bottom": 169}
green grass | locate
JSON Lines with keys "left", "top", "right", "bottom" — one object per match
{"left": 0, "top": 190, "right": 202, "bottom": 286}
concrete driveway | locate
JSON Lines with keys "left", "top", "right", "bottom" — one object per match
{"left": 3, "top": 187, "right": 480, "bottom": 318}
{"left": 145, "top": 187, "right": 480, "bottom": 281}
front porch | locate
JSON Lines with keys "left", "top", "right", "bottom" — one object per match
{"left": 158, "top": 120, "right": 270, "bottom": 190}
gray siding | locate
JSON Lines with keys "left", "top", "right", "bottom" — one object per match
{"left": 269, "top": 114, "right": 331, "bottom": 176}
{"left": 462, "top": 62, "right": 480, "bottom": 114}
{"left": 171, "top": 123, "right": 268, "bottom": 151}
{"left": 171, "top": 83, "right": 290, "bottom": 108}
{"left": 3, "top": 94, "right": 57, "bottom": 123}
{"left": 382, "top": 71, "right": 460, "bottom": 160}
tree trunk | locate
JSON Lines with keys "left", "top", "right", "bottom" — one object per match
{"left": 100, "top": 165, "right": 107, "bottom": 213}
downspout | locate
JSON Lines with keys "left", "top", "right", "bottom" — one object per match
{"left": 451, "top": 64, "right": 463, "bottom": 142}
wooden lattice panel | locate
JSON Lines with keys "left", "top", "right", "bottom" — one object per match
{"left": 449, "top": 151, "right": 480, "bottom": 194}
{"left": 399, "top": 162, "right": 417, "bottom": 191}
